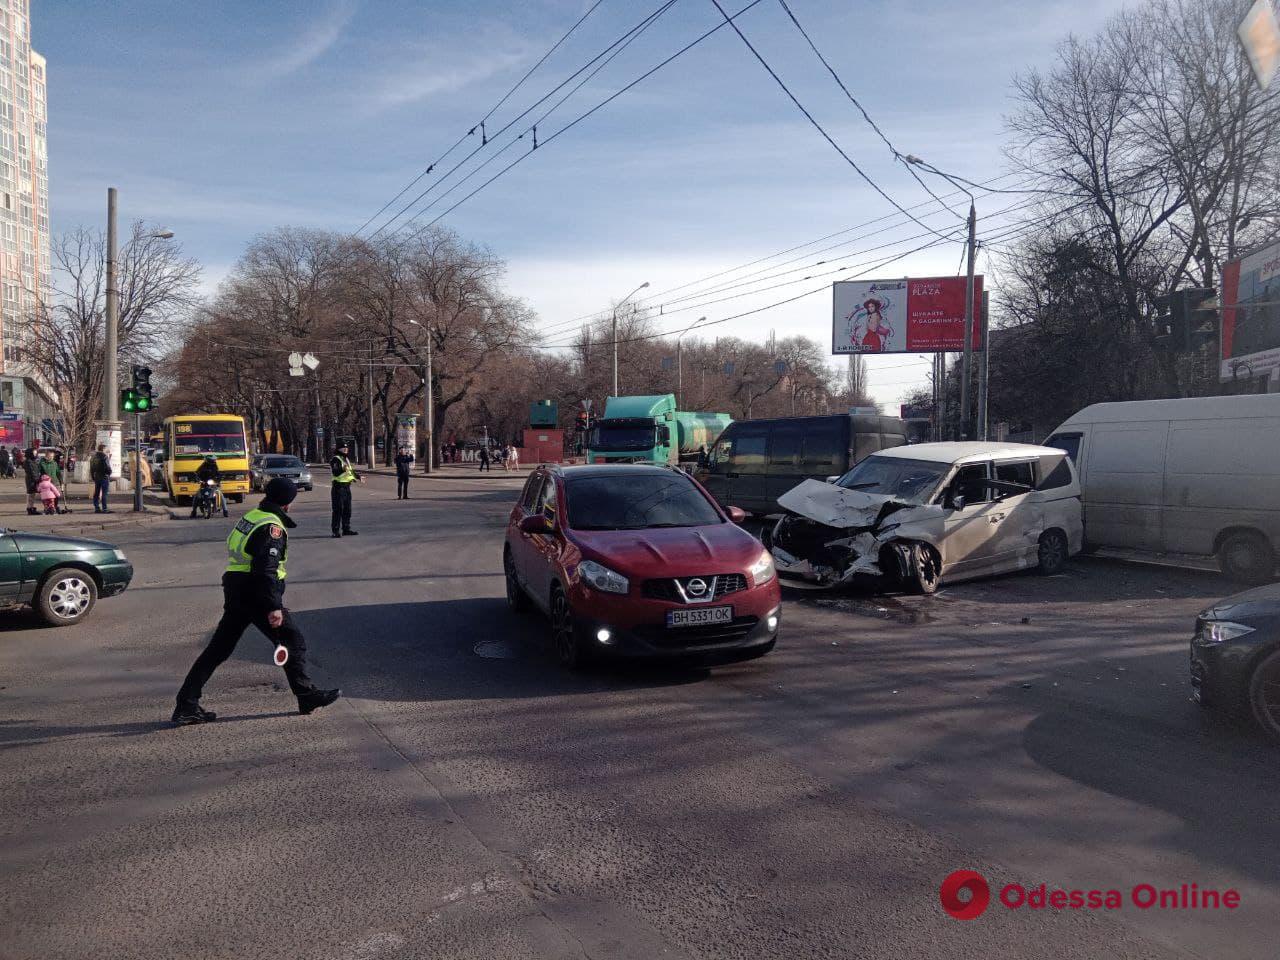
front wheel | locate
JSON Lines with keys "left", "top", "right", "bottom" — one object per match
{"left": 904, "top": 543, "right": 940, "bottom": 595}
{"left": 1037, "top": 530, "right": 1069, "bottom": 575}
{"left": 550, "top": 587, "right": 589, "bottom": 670}
{"left": 35, "top": 568, "right": 98, "bottom": 626}
{"left": 1248, "top": 650, "right": 1280, "bottom": 742}
{"left": 504, "top": 548, "right": 530, "bottom": 613}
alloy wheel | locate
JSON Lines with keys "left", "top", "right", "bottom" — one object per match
{"left": 551, "top": 591, "right": 577, "bottom": 666}
{"left": 48, "top": 576, "right": 92, "bottom": 620}
{"left": 1038, "top": 531, "right": 1067, "bottom": 574}
{"left": 1250, "top": 652, "right": 1280, "bottom": 742}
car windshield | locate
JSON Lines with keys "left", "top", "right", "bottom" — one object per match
{"left": 835, "top": 456, "right": 949, "bottom": 504}
{"left": 566, "top": 473, "right": 722, "bottom": 530}
{"left": 264, "top": 457, "right": 302, "bottom": 468}
{"left": 591, "top": 422, "right": 657, "bottom": 452}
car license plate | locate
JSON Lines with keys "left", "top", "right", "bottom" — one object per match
{"left": 666, "top": 606, "right": 733, "bottom": 628}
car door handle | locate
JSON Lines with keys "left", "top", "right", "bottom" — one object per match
{"left": 726, "top": 472, "right": 740, "bottom": 479}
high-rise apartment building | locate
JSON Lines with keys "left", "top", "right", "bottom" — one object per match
{"left": 0, "top": 0, "right": 54, "bottom": 449}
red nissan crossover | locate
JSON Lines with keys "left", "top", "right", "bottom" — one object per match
{"left": 504, "top": 464, "right": 782, "bottom": 668}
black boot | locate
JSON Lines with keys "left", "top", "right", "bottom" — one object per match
{"left": 298, "top": 688, "right": 341, "bottom": 715}
{"left": 342, "top": 529, "right": 358, "bottom": 536}
{"left": 172, "top": 702, "right": 217, "bottom": 725}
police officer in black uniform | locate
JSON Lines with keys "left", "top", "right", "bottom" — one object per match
{"left": 172, "top": 477, "right": 340, "bottom": 725}
{"left": 329, "top": 440, "right": 363, "bottom": 538}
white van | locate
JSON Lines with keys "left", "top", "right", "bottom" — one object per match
{"left": 1045, "top": 395, "right": 1280, "bottom": 583}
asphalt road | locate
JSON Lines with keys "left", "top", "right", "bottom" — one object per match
{"left": 2, "top": 472, "right": 1276, "bottom": 960}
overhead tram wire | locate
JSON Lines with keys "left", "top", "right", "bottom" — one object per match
{"left": 352, "top": 0, "right": 608, "bottom": 238}
{"left": 528, "top": 172, "right": 1034, "bottom": 339}
{"left": 364, "top": 0, "right": 686, "bottom": 240}
{"left": 530, "top": 192, "right": 1045, "bottom": 340}
{"left": 380, "top": 0, "right": 681, "bottom": 233}
{"left": 707, "top": 0, "right": 962, "bottom": 246}
{"left": 773, "top": 0, "right": 962, "bottom": 221}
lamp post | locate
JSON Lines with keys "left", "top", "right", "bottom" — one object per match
{"left": 675, "top": 316, "right": 707, "bottom": 408}
{"left": 906, "top": 157, "right": 976, "bottom": 440}
{"left": 611, "top": 281, "right": 649, "bottom": 397}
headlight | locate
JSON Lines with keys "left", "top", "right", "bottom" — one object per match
{"left": 113, "top": 549, "right": 127, "bottom": 561}
{"left": 1199, "top": 620, "right": 1256, "bottom": 643}
{"left": 578, "top": 559, "right": 629, "bottom": 594}
{"left": 749, "top": 550, "right": 776, "bottom": 586}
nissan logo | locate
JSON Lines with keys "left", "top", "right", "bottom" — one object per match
{"left": 686, "top": 578, "right": 708, "bottom": 597}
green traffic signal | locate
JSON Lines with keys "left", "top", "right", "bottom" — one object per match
{"left": 120, "top": 388, "right": 151, "bottom": 413}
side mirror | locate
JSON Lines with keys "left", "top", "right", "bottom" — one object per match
{"left": 947, "top": 493, "right": 966, "bottom": 512}
{"left": 658, "top": 425, "right": 671, "bottom": 445}
{"left": 519, "top": 514, "right": 554, "bottom": 535}
{"left": 825, "top": 476, "right": 840, "bottom": 484}
{"left": 726, "top": 505, "right": 748, "bottom": 524}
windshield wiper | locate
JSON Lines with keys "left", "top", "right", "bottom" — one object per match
{"left": 840, "top": 481, "right": 880, "bottom": 490}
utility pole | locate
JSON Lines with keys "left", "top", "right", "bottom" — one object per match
{"left": 977, "top": 291, "right": 990, "bottom": 442}
{"left": 424, "top": 325, "right": 434, "bottom": 474}
{"left": 104, "top": 188, "right": 119, "bottom": 422}
{"left": 367, "top": 347, "right": 376, "bottom": 468}
{"left": 959, "top": 202, "right": 976, "bottom": 441}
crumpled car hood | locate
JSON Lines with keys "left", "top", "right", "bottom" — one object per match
{"left": 777, "top": 480, "right": 912, "bottom": 529}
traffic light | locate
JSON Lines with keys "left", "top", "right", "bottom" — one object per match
{"left": 131, "top": 365, "right": 154, "bottom": 412}
{"left": 1154, "top": 287, "right": 1218, "bottom": 352}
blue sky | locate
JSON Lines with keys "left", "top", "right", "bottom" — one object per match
{"left": 38, "top": 0, "right": 1125, "bottom": 410}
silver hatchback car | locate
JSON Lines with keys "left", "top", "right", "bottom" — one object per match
{"left": 250, "top": 454, "right": 313, "bottom": 492}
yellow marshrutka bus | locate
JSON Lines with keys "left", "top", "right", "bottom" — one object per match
{"left": 162, "top": 414, "right": 251, "bottom": 504}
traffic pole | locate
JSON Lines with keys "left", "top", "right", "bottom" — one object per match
{"left": 133, "top": 412, "right": 143, "bottom": 512}
{"left": 104, "top": 188, "right": 118, "bottom": 422}
{"left": 977, "top": 291, "right": 990, "bottom": 442}
{"left": 959, "top": 202, "right": 976, "bottom": 441}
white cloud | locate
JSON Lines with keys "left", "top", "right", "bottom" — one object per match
{"left": 364, "top": 28, "right": 532, "bottom": 111}
{"left": 253, "top": 0, "right": 358, "bottom": 80}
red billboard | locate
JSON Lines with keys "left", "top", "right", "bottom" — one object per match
{"left": 832, "top": 276, "right": 984, "bottom": 354}
{"left": 0, "top": 413, "right": 23, "bottom": 447}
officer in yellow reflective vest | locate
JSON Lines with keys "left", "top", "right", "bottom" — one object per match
{"left": 329, "top": 440, "right": 363, "bottom": 538}
{"left": 172, "top": 477, "right": 340, "bottom": 725}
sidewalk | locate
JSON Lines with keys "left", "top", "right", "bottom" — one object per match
{"left": 0, "top": 477, "right": 169, "bottom": 537}
{"left": 359, "top": 461, "right": 540, "bottom": 481}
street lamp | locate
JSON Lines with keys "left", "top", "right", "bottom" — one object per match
{"left": 676, "top": 316, "right": 707, "bottom": 408}
{"left": 905, "top": 156, "right": 977, "bottom": 441}
{"left": 612, "top": 281, "right": 649, "bottom": 397}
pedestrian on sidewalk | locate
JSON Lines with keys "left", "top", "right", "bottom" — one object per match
{"left": 90, "top": 444, "right": 113, "bottom": 514}
{"left": 0, "top": 446, "right": 9, "bottom": 478}
{"left": 22, "top": 447, "right": 41, "bottom": 515}
{"left": 172, "top": 477, "right": 340, "bottom": 725}
{"left": 329, "top": 440, "right": 362, "bottom": 537}
{"left": 394, "top": 446, "right": 414, "bottom": 499}
{"left": 478, "top": 444, "right": 491, "bottom": 472}
{"left": 508, "top": 445, "right": 520, "bottom": 471}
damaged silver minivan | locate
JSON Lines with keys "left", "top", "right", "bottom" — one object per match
{"left": 768, "top": 442, "right": 1083, "bottom": 593}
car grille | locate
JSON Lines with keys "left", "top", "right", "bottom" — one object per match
{"left": 635, "top": 616, "right": 760, "bottom": 648}
{"left": 642, "top": 573, "right": 748, "bottom": 604}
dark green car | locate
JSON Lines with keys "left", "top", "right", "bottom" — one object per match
{"left": 0, "top": 528, "right": 134, "bottom": 626}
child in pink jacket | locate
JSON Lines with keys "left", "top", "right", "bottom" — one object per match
{"left": 36, "top": 474, "right": 60, "bottom": 514}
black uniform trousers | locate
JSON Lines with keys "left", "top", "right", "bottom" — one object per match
{"left": 176, "top": 575, "right": 316, "bottom": 707}
{"left": 396, "top": 472, "right": 409, "bottom": 498}
{"left": 331, "top": 482, "right": 353, "bottom": 534}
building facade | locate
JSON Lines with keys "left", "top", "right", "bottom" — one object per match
{"left": 0, "top": 0, "right": 54, "bottom": 450}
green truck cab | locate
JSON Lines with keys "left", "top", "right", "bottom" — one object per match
{"left": 587, "top": 394, "right": 732, "bottom": 467}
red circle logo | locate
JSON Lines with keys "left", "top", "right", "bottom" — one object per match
{"left": 940, "top": 870, "right": 990, "bottom": 920}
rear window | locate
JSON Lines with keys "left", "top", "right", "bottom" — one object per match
{"left": 566, "top": 473, "right": 722, "bottom": 530}
{"left": 802, "top": 422, "right": 842, "bottom": 469}
{"left": 264, "top": 457, "right": 302, "bottom": 468}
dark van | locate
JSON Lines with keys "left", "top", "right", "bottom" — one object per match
{"left": 697, "top": 414, "right": 908, "bottom": 515}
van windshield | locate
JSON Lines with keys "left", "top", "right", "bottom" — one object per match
{"left": 835, "top": 456, "right": 949, "bottom": 504}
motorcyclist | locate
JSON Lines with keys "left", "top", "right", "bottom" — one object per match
{"left": 191, "top": 455, "right": 229, "bottom": 518}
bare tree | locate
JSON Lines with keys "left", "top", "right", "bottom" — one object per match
{"left": 25, "top": 222, "right": 200, "bottom": 453}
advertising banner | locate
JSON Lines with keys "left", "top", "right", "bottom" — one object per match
{"left": 1221, "top": 239, "right": 1280, "bottom": 381}
{"left": 395, "top": 414, "right": 417, "bottom": 454}
{"left": 833, "top": 276, "right": 984, "bottom": 354}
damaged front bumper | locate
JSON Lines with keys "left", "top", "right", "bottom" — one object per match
{"left": 769, "top": 480, "right": 943, "bottom": 589}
